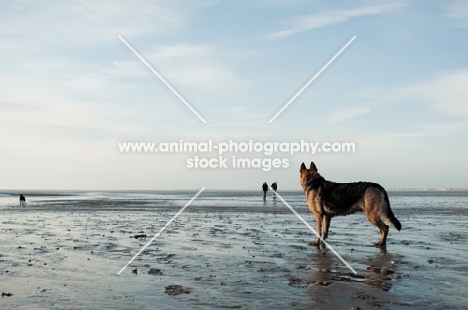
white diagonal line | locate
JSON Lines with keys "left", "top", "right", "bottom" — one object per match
{"left": 117, "top": 187, "right": 206, "bottom": 275}
{"left": 268, "top": 36, "right": 356, "bottom": 123}
{"left": 118, "top": 35, "right": 207, "bottom": 124}
{"left": 271, "top": 188, "right": 357, "bottom": 274}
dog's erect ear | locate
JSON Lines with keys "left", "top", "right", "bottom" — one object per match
{"left": 309, "top": 162, "right": 318, "bottom": 172}
{"left": 300, "top": 162, "right": 306, "bottom": 172}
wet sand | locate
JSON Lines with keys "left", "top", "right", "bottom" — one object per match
{"left": 1, "top": 195, "right": 467, "bottom": 309}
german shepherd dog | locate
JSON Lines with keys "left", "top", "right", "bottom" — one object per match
{"left": 300, "top": 162, "right": 401, "bottom": 247}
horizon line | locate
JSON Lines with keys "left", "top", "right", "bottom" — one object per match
{"left": 1, "top": 188, "right": 467, "bottom": 193}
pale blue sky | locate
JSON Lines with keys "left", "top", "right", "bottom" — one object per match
{"left": 1, "top": 0, "right": 467, "bottom": 190}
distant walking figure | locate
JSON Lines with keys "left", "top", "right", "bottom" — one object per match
{"left": 19, "top": 195, "right": 26, "bottom": 205}
{"left": 271, "top": 182, "right": 278, "bottom": 200}
{"left": 262, "top": 182, "right": 269, "bottom": 200}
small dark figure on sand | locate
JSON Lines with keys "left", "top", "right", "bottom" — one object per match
{"left": 271, "top": 182, "right": 278, "bottom": 199}
{"left": 19, "top": 195, "right": 26, "bottom": 205}
{"left": 262, "top": 182, "right": 269, "bottom": 200}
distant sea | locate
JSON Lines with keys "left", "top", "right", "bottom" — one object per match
{"left": 1, "top": 190, "right": 467, "bottom": 210}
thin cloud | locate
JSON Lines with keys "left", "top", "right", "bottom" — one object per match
{"left": 0, "top": 1, "right": 211, "bottom": 46}
{"left": 353, "top": 70, "right": 468, "bottom": 135}
{"left": 409, "top": 70, "right": 468, "bottom": 119}
{"left": 267, "top": 3, "right": 403, "bottom": 39}
{"left": 445, "top": 0, "right": 468, "bottom": 27}
{"left": 326, "top": 106, "right": 372, "bottom": 124}
{"left": 114, "top": 42, "right": 253, "bottom": 100}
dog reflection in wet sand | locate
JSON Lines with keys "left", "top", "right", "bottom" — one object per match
{"left": 300, "top": 162, "right": 401, "bottom": 247}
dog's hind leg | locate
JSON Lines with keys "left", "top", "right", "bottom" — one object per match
{"left": 309, "top": 213, "right": 322, "bottom": 246}
{"left": 364, "top": 189, "right": 390, "bottom": 246}
{"left": 321, "top": 215, "right": 331, "bottom": 241}
{"left": 376, "top": 220, "right": 389, "bottom": 247}
{"left": 366, "top": 213, "right": 389, "bottom": 247}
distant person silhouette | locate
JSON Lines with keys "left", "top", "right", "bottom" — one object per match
{"left": 271, "top": 182, "right": 278, "bottom": 199}
{"left": 262, "top": 182, "right": 269, "bottom": 200}
{"left": 19, "top": 195, "right": 26, "bottom": 205}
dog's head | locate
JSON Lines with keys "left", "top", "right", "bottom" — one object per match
{"left": 300, "top": 162, "right": 319, "bottom": 190}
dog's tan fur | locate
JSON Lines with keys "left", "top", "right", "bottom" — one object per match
{"left": 300, "top": 162, "right": 401, "bottom": 247}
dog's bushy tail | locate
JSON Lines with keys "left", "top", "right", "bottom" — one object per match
{"left": 383, "top": 191, "right": 401, "bottom": 231}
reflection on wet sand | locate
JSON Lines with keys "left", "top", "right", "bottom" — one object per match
{"left": 303, "top": 246, "right": 403, "bottom": 308}
{"left": 362, "top": 247, "right": 393, "bottom": 291}
{"left": 306, "top": 246, "right": 396, "bottom": 290}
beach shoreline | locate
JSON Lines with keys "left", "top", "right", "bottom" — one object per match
{"left": 1, "top": 192, "right": 467, "bottom": 309}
